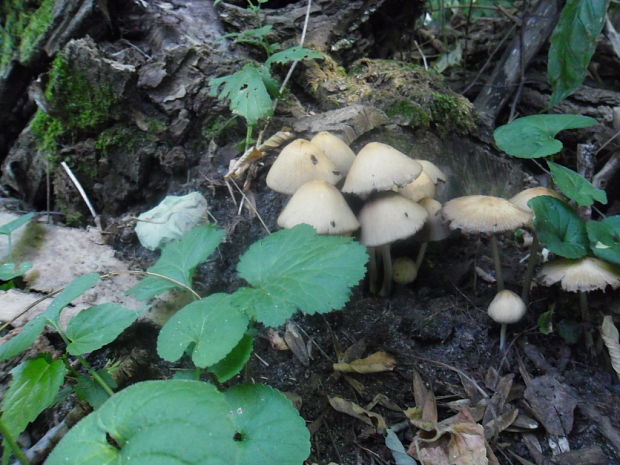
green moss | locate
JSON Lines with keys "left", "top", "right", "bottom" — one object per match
{"left": 201, "top": 115, "right": 237, "bottom": 142}
{"left": 147, "top": 118, "right": 166, "bottom": 134}
{"left": 95, "top": 125, "right": 142, "bottom": 155}
{"left": 429, "top": 91, "right": 476, "bottom": 134}
{"left": 10, "top": 221, "right": 46, "bottom": 263}
{"left": 0, "top": 0, "right": 56, "bottom": 71}
{"left": 31, "top": 52, "right": 119, "bottom": 159}
{"left": 386, "top": 99, "right": 431, "bottom": 128}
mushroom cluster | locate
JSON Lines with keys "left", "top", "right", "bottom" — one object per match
{"left": 266, "top": 133, "right": 449, "bottom": 296}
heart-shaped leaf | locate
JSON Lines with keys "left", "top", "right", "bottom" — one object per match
{"left": 529, "top": 196, "right": 588, "bottom": 258}
{"left": 0, "top": 273, "right": 100, "bottom": 361}
{"left": 587, "top": 216, "right": 620, "bottom": 265}
{"left": 66, "top": 304, "right": 142, "bottom": 355}
{"left": 157, "top": 293, "right": 249, "bottom": 368}
{"left": 129, "top": 225, "right": 225, "bottom": 301}
{"left": 0, "top": 212, "right": 35, "bottom": 236}
{"left": 209, "top": 335, "right": 254, "bottom": 383}
{"left": 235, "top": 224, "right": 368, "bottom": 327}
{"left": 1, "top": 355, "right": 67, "bottom": 437}
{"left": 494, "top": 114, "right": 597, "bottom": 158}
{"left": 0, "top": 261, "right": 32, "bottom": 281}
{"left": 548, "top": 161, "right": 607, "bottom": 206}
{"left": 44, "top": 380, "right": 310, "bottom": 465}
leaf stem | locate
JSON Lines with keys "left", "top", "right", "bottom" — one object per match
{"left": 0, "top": 418, "right": 30, "bottom": 465}
{"left": 75, "top": 355, "right": 115, "bottom": 397}
{"left": 101, "top": 270, "right": 201, "bottom": 300}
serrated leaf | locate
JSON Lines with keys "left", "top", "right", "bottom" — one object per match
{"left": 157, "top": 293, "right": 249, "bottom": 368}
{"left": 587, "top": 216, "right": 620, "bottom": 265}
{"left": 74, "top": 369, "right": 117, "bottom": 409}
{"left": 65, "top": 304, "right": 142, "bottom": 355}
{"left": 223, "top": 25, "right": 273, "bottom": 43}
{"left": 0, "top": 212, "right": 35, "bottom": 236}
{"left": 264, "top": 45, "right": 323, "bottom": 67}
{"left": 235, "top": 225, "right": 368, "bottom": 327}
{"left": 548, "top": 0, "right": 607, "bottom": 107}
{"left": 128, "top": 225, "right": 225, "bottom": 301}
{"left": 1, "top": 356, "right": 67, "bottom": 437}
{"left": 44, "top": 380, "right": 310, "bottom": 465}
{"left": 209, "top": 335, "right": 254, "bottom": 382}
{"left": 494, "top": 114, "right": 597, "bottom": 158}
{"left": 0, "top": 273, "right": 100, "bottom": 361}
{"left": 0, "top": 261, "right": 31, "bottom": 281}
{"left": 529, "top": 196, "right": 588, "bottom": 259}
{"left": 548, "top": 161, "right": 607, "bottom": 206}
{"left": 209, "top": 63, "right": 275, "bottom": 126}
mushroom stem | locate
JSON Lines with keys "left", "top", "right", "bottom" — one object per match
{"left": 499, "top": 323, "right": 508, "bottom": 351}
{"left": 521, "top": 235, "right": 540, "bottom": 305}
{"left": 368, "top": 247, "right": 379, "bottom": 294}
{"left": 580, "top": 291, "right": 594, "bottom": 351}
{"left": 415, "top": 242, "right": 428, "bottom": 270}
{"left": 379, "top": 244, "right": 393, "bottom": 297}
{"left": 490, "top": 235, "right": 504, "bottom": 291}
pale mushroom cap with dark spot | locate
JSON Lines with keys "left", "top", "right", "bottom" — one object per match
{"left": 538, "top": 257, "right": 620, "bottom": 292}
{"left": 415, "top": 160, "right": 447, "bottom": 184}
{"left": 398, "top": 171, "right": 436, "bottom": 202}
{"left": 509, "top": 187, "right": 562, "bottom": 214}
{"left": 311, "top": 131, "right": 356, "bottom": 174}
{"left": 487, "top": 289, "right": 526, "bottom": 324}
{"left": 266, "top": 139, "right": 343, "bottom": 194}
{"left": 342, "top": 142, "right": 423, "bottom": 195}
{"left": 358, "top": 193, "right": 428, "bottom": 247}
{"left": 442, "top": 195, "right": 530, "bottom": 234}
{"left": 277, "top": 180, "right": 360, "bottom": 234}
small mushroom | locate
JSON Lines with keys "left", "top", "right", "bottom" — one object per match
{"left": 442, "top": 195, "right": 530, "bottom": 292}
{"left": 487, "top": 289, "right": 526, "bottom": 351}
{"left": 310, "top": 131, "right": 356, "bottom": 175}
{"left": 266, "top": 139, "right": 343, "bottom": 194}
{"left": 398, "top": 171, "right": 436, "bottom": 202}
{"left": 508, "top": 187, "right": 562, "bottom": 304}
{"left": 342, "top": 142, "right": 423, "bottom": 196}
{"left": 538, "top": 257, "right": 620, "bottom": 350}
{"left": 393, "top": 257, "right": 418, "bottom": 285}
{"left": 277, "top": 180, "right": 360, "bottom": 235}
{"left": 414, "top": 198, "right": 451, "bottom": 270}
{"left": 358, "top": 193, "right": 428, "bottom": 296}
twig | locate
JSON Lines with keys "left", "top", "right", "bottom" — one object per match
{"left": 227, "top": 178, "right": 271, "bottom": 234}
{"left": 593, "top": 151, "right": 620, "bottom": 190}
{"left": 60, "top": 162, "right": 101, "bottom": 230}
{"left": 413, "top": 40, "right": 428, "bottom": 70}
{"left": 410, "top": 355, "right": 489, "bottom": 398}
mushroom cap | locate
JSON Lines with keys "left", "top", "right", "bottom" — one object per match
{"left": 310, "top": 131, "right": 356, "bottom": 174}
{"left": 277, "top": 180, "right": 360, "bottom": 234}
{"left": 393, "top": 257, "right": 418, "bottom": 284}
{"left": 509, "top": 187, "right": 561, "bottom": 213}
{"left": 266, "top": 139, "right": 343, "bottom": 194}
{"left": 417, "top": 198, "right": 451, "bottom": 242}
{"left": 442, "top": 195, "right": 530, "bottom": 234}
{"left": 487, "top": 289, "right": 526, "bottom": 324}
{"left": 398, "top": 171, "right": 436, "bottom": 202}
{"left": 358, "top": 193, "right": 428, "bottom": 247}
{"left": 342, "top": 142, "right": 423, "bottom": 195}
{"left": 538, "top": 257, "right": 620, "bottom": 292}
{"left": 415, "top": 160, "right": 447, "bottom": 184}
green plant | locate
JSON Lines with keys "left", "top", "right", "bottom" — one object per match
{"left": 0, "top": 224, "right": 367, "bottom": 464}
{"left": 0, "top": 213, "right": 36, "bottom": 282}
{"left": 209, "top": 2, "right": 322, "bottom": 150}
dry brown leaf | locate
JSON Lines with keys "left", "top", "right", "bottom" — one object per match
{"left": 413, "top": 369, "right": 438, "bottom": 423}
{"left": 285, "top": 322, "right": 310, "bottom": 366}
{"left": 601, "top": 315, "right": 620, "bottom": 382}
{"left": 267, "top": 328, "right": 289, "bottom": 351}
{"left": 328, "top": 396, "right": 387, "bottom": 431}
{"left": 339, "top": 338, "right": 367, "bottom": 363}
{"left": 333, "top": 351, "right": 396, "bottom": 374}
{"left": 484, "top": 407, "right": 519, "bottom": 439}
{"left": 448, "top": 422, "right": 488, "bottom": 465}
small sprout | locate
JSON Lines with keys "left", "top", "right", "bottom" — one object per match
{"left": 487, "top": 289, "right": 526, "bottom": 351}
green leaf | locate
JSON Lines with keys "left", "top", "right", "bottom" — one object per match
{"left": 209, "top": 63, "right": 275, "bottom": 126}
{"left": 538, "top": 309, "right": 554, "bottom": 335}
{"left": 209, "top": 334, "right": 254, "bottom": 382}
{"left": 157, "top": 293, "right": 249, "bottom": 368}
{"left": 1, "top": 356, "right": 67, "bottom": 437}
{"left": 548, "top": 161, "right": 607, "bottom": 206}
{"left": 65, "top": 304, "right": 142, "bottom": 355}
{"left": 529, "top": 196, "right": 589, "bottom": 259}
{"left": 0, "top": 262, "right": 31, "bottom": 281}
{"left": 235, "top": 224, "right": 368, "bottom": 327}
{"left": 223, "top": 25, "right": 273, "bottom": 43}
{"left": 587, "top": 216, "right": 620, "bottom": 265}
{"left": 0, "top": 273, "right": 100, "bottom": 361}
{"left": 0, "top": 213, "right": 35, "bottom": 236}
{"left": 128, "top": 225, "right": 225, "bottom": 301}
{"left": 264, "top": 45, "right": 323, "bottom": 67}
{"left": 548, "top": 0, "right": 607, "bottom": 107}
{"left": 45, "top": 380, "right": 310, "bottom": 465}
{"left": 494, "top": 114, "right": 597, "bottom": 158}
{"left": 74, "top": 369, "right": 117, "bottom": 409}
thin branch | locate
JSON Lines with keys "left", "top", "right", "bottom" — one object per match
{"left": 60, "top": 162, "right": 101, "bottom": 230}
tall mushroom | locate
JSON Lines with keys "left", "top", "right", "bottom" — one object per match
{"left": 442, "top": 195, "right": 530, "bottom": 291}
{"left": 358, "top": 193, "right": 428, "bottom": 296}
